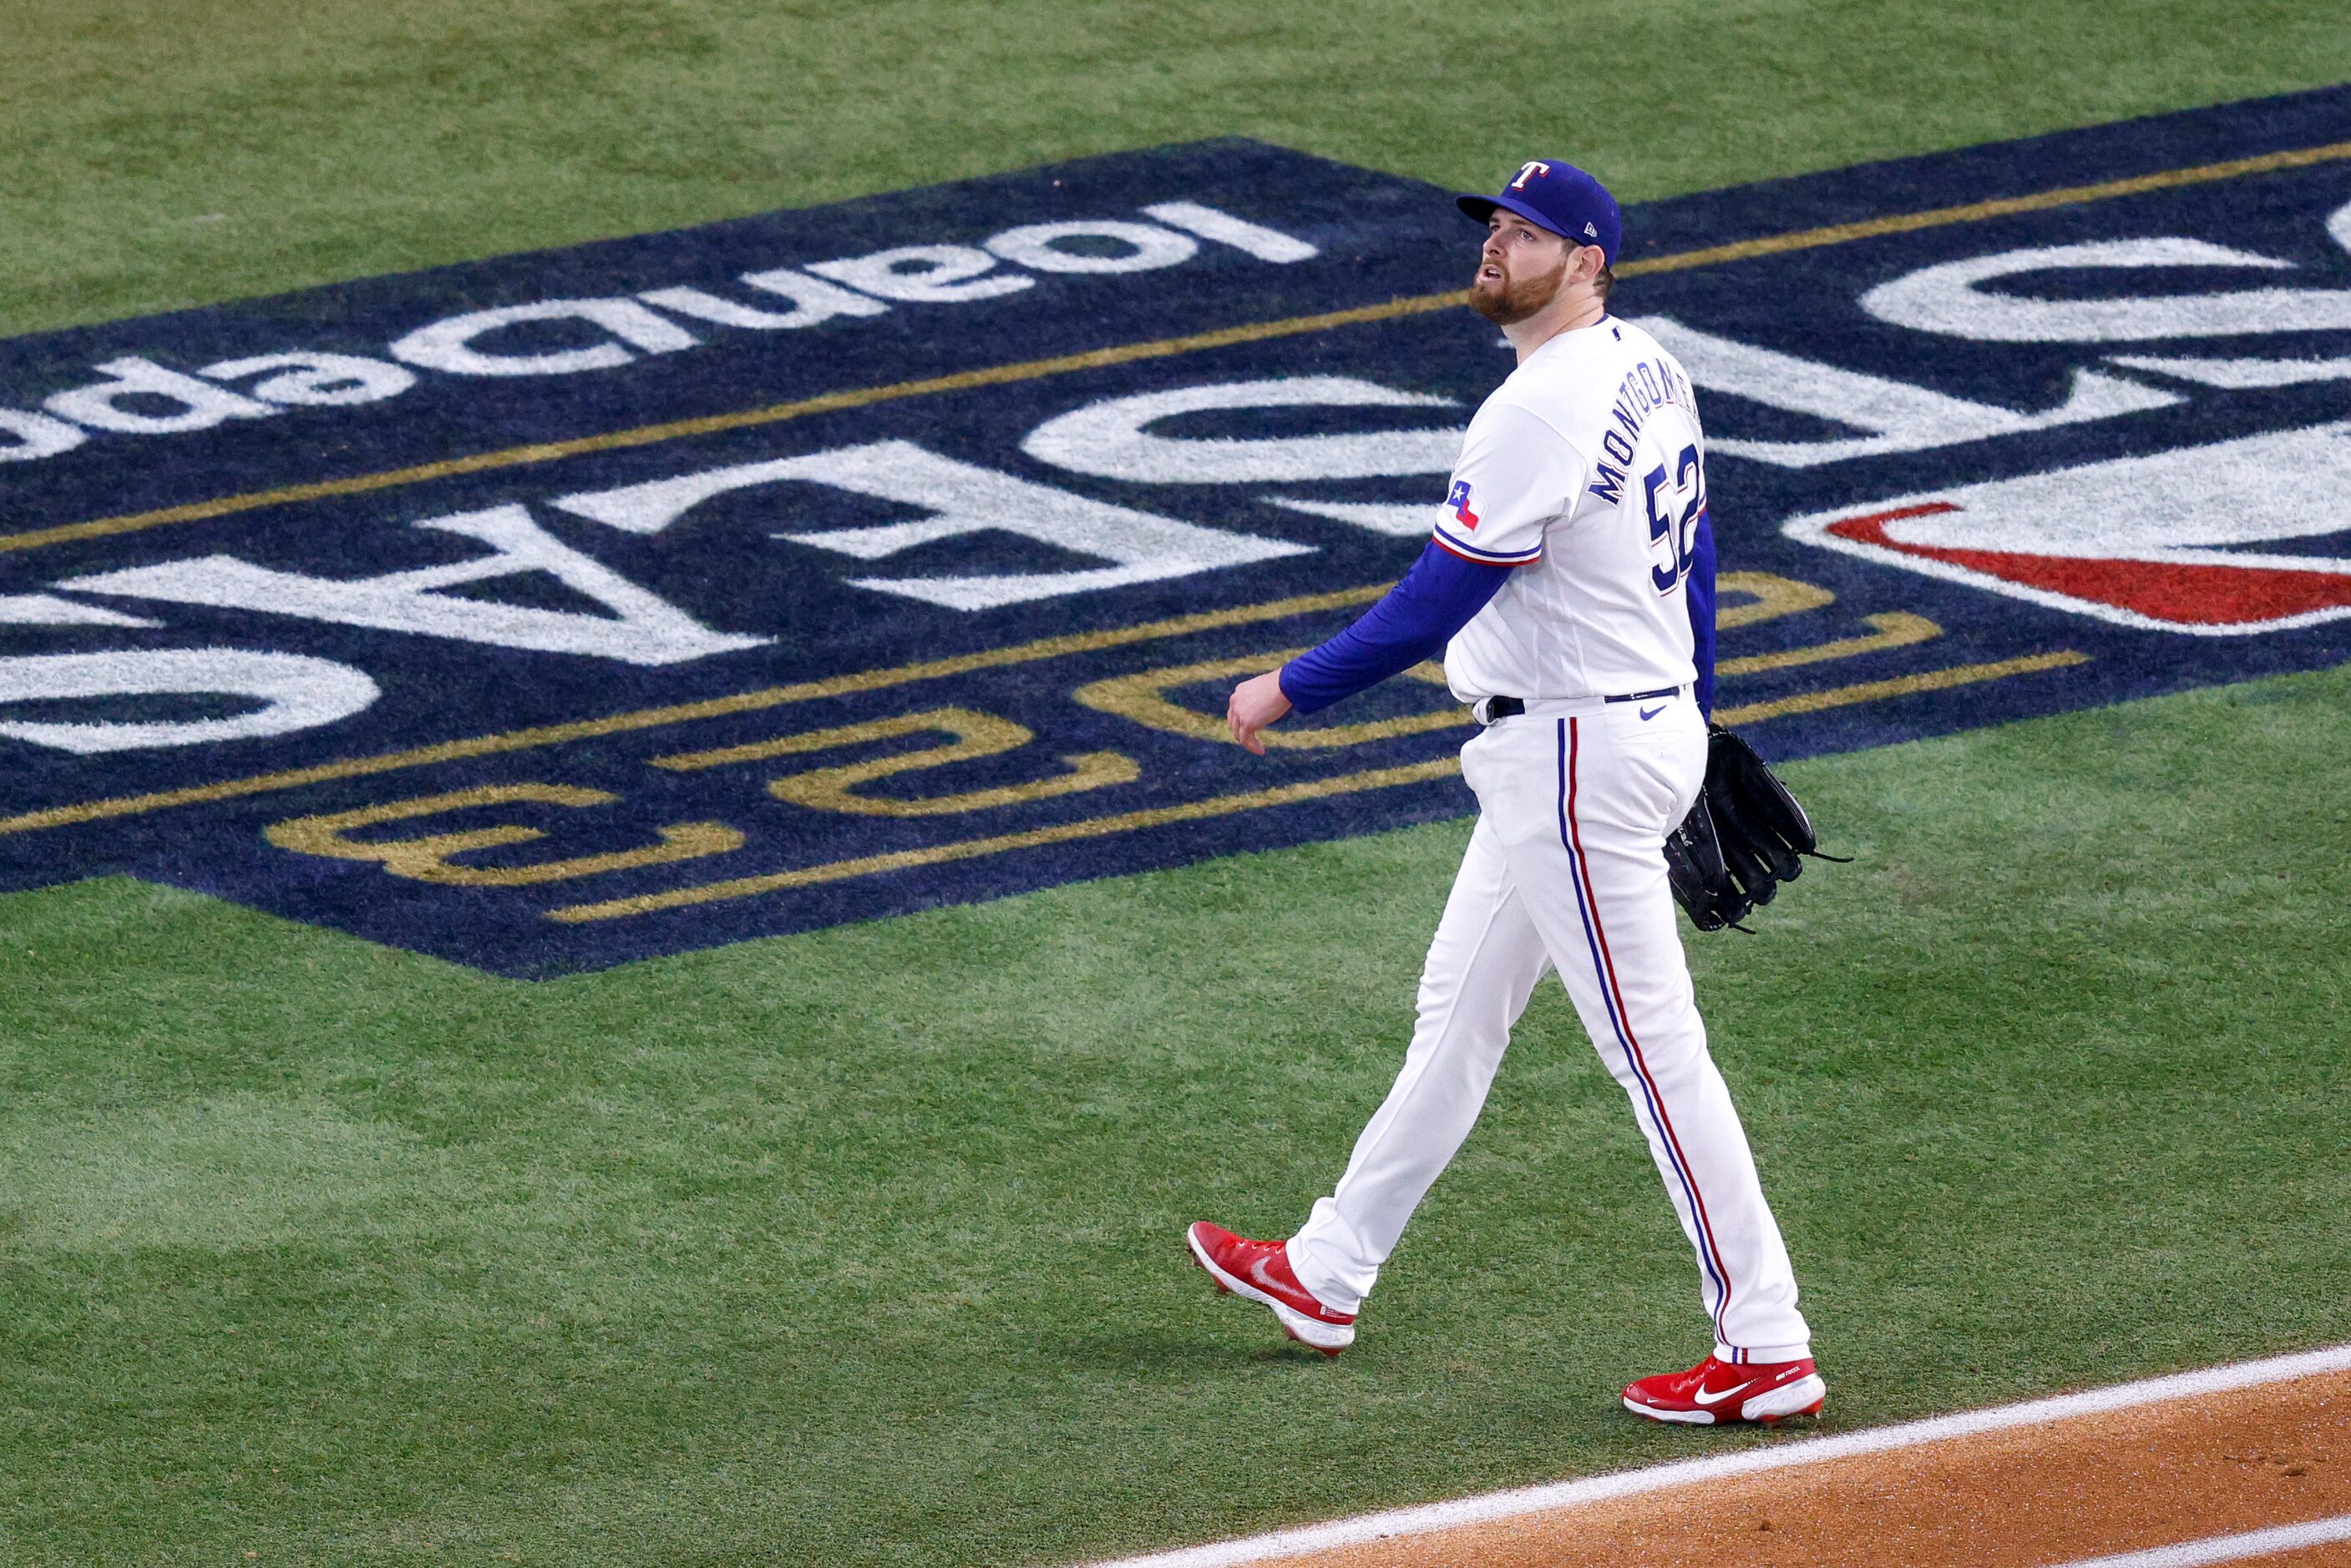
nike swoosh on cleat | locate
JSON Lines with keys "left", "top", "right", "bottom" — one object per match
{"left": 1639, "top": 704, "right": 1666, "bottom": 721}
{"left": 1247, "top": 1255, "right": 1296, "bottom": 1305}
{"left": 1692, "top": 1378, "right": 1759, "bottom": 1407}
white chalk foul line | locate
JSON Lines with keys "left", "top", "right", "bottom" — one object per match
{"left": 1080, "top": 1343, "right": 2351, "bottom": 1568}
{"left": 2054, "top": 1513, "right": 2351, "bottom": 1568}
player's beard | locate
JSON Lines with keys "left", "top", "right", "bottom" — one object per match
{"left": 1468, "top": 251, "right": 1568, "bottom": 326}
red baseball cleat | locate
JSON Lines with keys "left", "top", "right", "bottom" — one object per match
{"left": 1186, "top": 1220, "right": 1356, "bottom": 1356}
{"left": 1623, "top": 1354, "right": 1825, "bottom": 1425}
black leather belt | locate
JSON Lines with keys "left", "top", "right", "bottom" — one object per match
{"left": 1482, "top": 685, "right": 1681, "bottom": 721}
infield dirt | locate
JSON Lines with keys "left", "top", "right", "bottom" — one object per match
{"left": 1288, "top": 1371, "right": 2351, "bottom": 1566}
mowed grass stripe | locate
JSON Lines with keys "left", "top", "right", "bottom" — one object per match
{"left": 4, "top": 135, "right": 2348, "bottom": 559}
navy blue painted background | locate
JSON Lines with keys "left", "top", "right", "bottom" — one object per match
{"left": 1, "top": 83, "right": 2345, "bottom": 974}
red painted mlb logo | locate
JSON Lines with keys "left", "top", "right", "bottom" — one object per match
{"left": 1782, "top": 422, "right": 2351, "bottom": 635}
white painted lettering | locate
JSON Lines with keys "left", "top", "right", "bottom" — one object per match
{"left": 0, "top": 649, "right": 379, "bottom": 753}
{"left": 0, "top": 594, "right": 158, "bottom": 627}
{"left": 388, "top": 299, "right": 702, "bottom": 377}
{"left": 551, "top": 441, "right": 1310, "bottom": 610}
{"left": 2075, "top": 204, "right": 2351, "bottom": 389}
{"left": 804, "top": 245, "right": 1034, "bottom": 303}
{"left": 0, "top": 408, "right": 89, "bottom": 463}
{"left": 1140, "top": 202, "right": 1319, "bottom": 263}
{"left": 68, "top": 505, "right": 768, "bottom": 665}
{"left": 43, "top": 357, "right": 279, "bottom": 435}
{"left": 641, "top": 270, "right": 889, "bottom": 330}
{"left": 2107, "top": 352, "right": 2351, "bottom": 388}
{"left": 1634, "top": 315, "right": 2180, "bottom": 468}
{"left": 984, "top": 220, "right": 1197, "bottom": 274}
{"left": 1021, "top": 377, "right": 1464, "bottom": 483}
{"left": 1262, "top": 498, "right": 1436, "bottom": 537}
{"left": 201, "top": 352, "right": 418, "bottom": 407}
{"left": 739, "top": 266, "right": 893, "bottom": 318}
{"left": 1858, "top": 238, "right": 2351, "bottom": 342}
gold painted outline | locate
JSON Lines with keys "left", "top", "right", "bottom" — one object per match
{"left": 3, "top": 135, "right": 2347, "bottom": 559}
{"left": 544, "top": 649, "right": 2090, "bottom": 923}
{"left": 545, "top": 758, "right": 1466, "bottom": 923}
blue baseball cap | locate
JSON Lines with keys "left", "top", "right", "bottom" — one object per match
{"left": 1457, "top": 160, "right": 1621, "bottom": 266}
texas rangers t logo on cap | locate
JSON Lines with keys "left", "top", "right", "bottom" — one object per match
{"left": 1456, "top": 158, "right": 1623, "bottom": 267}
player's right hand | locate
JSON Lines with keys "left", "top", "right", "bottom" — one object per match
{"left": 1226, "top": 668, "right": 1294, "bottom": 756}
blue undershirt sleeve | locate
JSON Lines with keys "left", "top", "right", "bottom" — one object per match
{"left": 1277, "top": 541, "right": 1516, "bottom": 715}
{"left": 1687, "top": 508, "right": 1718, "bottom": 720}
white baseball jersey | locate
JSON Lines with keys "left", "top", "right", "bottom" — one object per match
{"left": 1269, "top": 311, "right": 1812, "bottom": 1369}
{"left": 1431, "top": 316, "right": 1708, "bottom": 704}
{"left": 1287, "top": 316, "right": 1811, "bottom": 1363}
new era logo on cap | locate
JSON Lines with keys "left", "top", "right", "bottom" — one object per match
{"left": 1456, "top": 158, "right": 1622, "bottom": 266}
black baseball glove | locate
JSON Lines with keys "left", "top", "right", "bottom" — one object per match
{"left": 1664, "top": 725, "right": 1846, "bottom": 932}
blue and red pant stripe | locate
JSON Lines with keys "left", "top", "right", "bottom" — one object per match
{"left": 1555, "top": 716, "right": 1737, "bottom": 1351}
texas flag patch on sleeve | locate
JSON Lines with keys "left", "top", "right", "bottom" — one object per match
{"left": 1447, "top": 478, "right": 1480, "bottom": 529}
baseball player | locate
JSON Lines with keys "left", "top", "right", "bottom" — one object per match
{"left": 1187, "top": 159, "right": 1823, "bottom": 1426}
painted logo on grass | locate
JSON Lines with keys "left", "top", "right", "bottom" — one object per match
{"left": 0, "top": 90, "right": 2346, "bottom": 974}
{"left": 1786, "top": 422, "right": 2351, "bottom": 634}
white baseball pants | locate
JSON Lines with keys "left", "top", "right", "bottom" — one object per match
{"left": 1287, "top": 693, "right": 1811, "bottom": 1363}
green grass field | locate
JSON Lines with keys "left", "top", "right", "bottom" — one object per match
{"left": 3, "top": 3, "right": 2349, "bottom": 1565}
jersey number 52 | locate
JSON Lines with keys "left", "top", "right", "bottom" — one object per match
{"left": 1644, "top": 443, "right": 1705, "bottom": 597}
